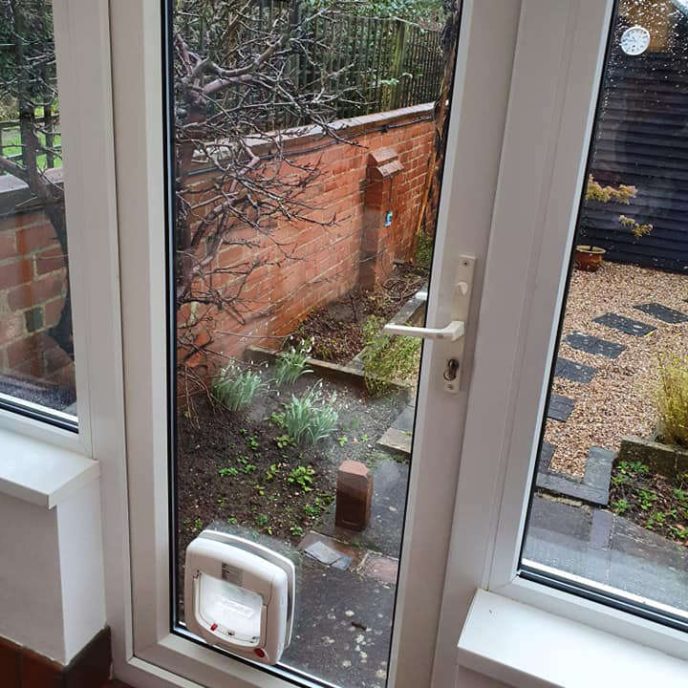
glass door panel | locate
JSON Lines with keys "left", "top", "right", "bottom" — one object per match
{"left": 167, "top": 1, "right": 463, "bottom": 684}
{"left": 521, "top": 0, "right": 688, "bottom": 626}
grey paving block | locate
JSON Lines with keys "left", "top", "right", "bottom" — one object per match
{"left": 554, "top": 357, "right": 596, "bottom": 383}
{"left": 593, "top": 312, "right": 656, "bottom": 337}
{"left": 536, "top": 446, "right": 613, "bottom": 506}
{"left": 537, "top": 442, "right": 555, "bottom": 472}
{"left": 634, "top": 302, "right": 688, "bottom": 324}
{"left": 565, "top": 332, "right": 626, "bottom": 359}
{"left": 391, "top": 404, "right": 415, "bottom": 433}
{"left": 547, "top": 394, "right": 575, "bottom": 422}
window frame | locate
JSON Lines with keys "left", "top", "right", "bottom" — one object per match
{"left": 0, "top": 0, "right": 122, "bottom": 461}
{"left": 432, "top": 1, "right": 688, "bottom": 685}
{"left": 96, "top": 0, "right": 688, "bottom": 687}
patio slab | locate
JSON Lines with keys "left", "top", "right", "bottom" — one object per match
{"left": 524, "top": 496, "right": 688, "bottom": 613}
{"left": 593, "top": 312, "right": 656, "bottom": 337}
{"left": 546, "top": 394, "right": 575, "bottom": 423}
{"left": 565, "top": 332, "right": 626, "bottom": 359}
{"left": 554, "top": 357, "right": 597, "bottom": 383}
{"left": 634, "top": 302, "right": 688, "bottom": 324}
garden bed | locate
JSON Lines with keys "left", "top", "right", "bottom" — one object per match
{"left": 292, "top": 263, "right": 427, "bottom": 364}
{"left": 175, "top": 366, "right": 407, "bottom": 565}
{"left": 609, "top": 457, "right": 688, "bottom": 544}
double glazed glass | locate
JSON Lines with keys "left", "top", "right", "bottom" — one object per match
{"left": 0, "top": 0, "right": 76, "bottom": 424}
{"left": 522, "top": 0, "right": 688, "bottom": 629}
{"left": 166, "top": 1, "right": 461, "bottom": 684}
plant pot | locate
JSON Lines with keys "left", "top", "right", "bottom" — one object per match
{"left": 574, "top": 245, "right": 606, "bottom": 272}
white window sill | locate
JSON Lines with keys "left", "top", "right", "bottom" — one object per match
{"left": 458, "top": 589, "right": 688, "bottom": 688}
{"left": 0, "top": 427, "right": 98, "bottom": 509}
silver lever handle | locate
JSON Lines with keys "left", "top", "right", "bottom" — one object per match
{"left": 383, "top": 320, "right": 465, "bottom": 342}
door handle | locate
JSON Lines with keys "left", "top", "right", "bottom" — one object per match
{"left": 383, "top": 320, "right": 465, "bottom": 341}
{"left": 381, "top": 255, "right": 475, "bottom": 394}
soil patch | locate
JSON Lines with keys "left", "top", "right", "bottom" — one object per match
{"left": 175, "top": 369, "right": 407, "bottom": 599}
{"left": 291, "top": 263, "right": 426, "bottom": 364}
{"left": 609, "top": 458, "right": 688, "bottom": 545}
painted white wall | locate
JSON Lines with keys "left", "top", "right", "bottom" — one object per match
{"left": 0, "top": 476, "right": 106, "bottom": 664}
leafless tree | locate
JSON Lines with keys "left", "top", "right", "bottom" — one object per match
{"left": 172, "top": 0, "right": 360, "bottom": 379}
{"left": 0, "top": 0, "right": 71, "bottom": 355}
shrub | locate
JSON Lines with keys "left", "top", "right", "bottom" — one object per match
{"left": 278, "top": 385, "right": 338, "bottom": 446}
{"left": 274, "top": 340, "right": 312, "bottom": 387}
{"left": 657, "top": 354, "right": 688, "bottom": 448}
{"left": 361, "top": 316, "right": 422, "bottom": 395}
{"left": 212, "top": 364, "right": 263, "bottom": 411}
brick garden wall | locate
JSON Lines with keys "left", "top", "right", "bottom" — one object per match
{"left": 179, "top": 104, "right": 436, "bottom": 376}
{"left": 0, "top": 175, "right": 73, "bottom": 390}
{"left": 0, "top": 104, "right": 435, "bottom": 390}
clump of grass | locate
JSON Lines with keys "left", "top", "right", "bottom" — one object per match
{"left": 361, "top": 316, "right": 421, "bottom": 395}
{"left": 274, "top": 340, "right": 312, "bottom": 386}
{"left": 414, "top": 229, "right": 434, "bottom": 273}
{"left": 657, "top": 354, "right": 688, "bottom": 448}
{"left": 212, "top": 364, "right": 264, "bottom": 412}
{"left": 275, "top": 385, "right": 338, "bottom": 446}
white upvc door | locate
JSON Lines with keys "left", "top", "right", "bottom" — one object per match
{"left": 102, "top": 1, "right": 626, "bottom": 687}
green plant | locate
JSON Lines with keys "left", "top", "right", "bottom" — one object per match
{"left": 275, "top": 434, "right": 294, "bottom": 449}
{"left": 646, "top": 511, "right": 667, "bottom": 530}
{"left": 288, "top": 465, "right": 316, "bottom": 492}
{"left": 414, "top": 229, "right": 434, "bottom": 272}
{"left": 290, "top": 525, "right": 305, "bottom": 538}
{"left": 361, "top": 316, "right": 422, "bottom": 395}
{"left": 227, "top": 517, "right": 238, "bottom": 525}
{"left": 255, "top": 513, "right": 269, "bottom": 527}
{"left": 670, "top": 524, "right": 688, "bottom": 540}
{"left": 212, "top": 364, "right": 264, "bottom": 411}
{"left": 278, "top": 386, "right": 339, "bottom": 446}
{"left": 265, "top": 464, "right": 280, "bottom": 481}
{"left": 192, "top": 517, "right": 203, "bottom": 533}
{"left": 638, "top": 489, "right": 658, "bottom": 511}
{"left": 274, "top": 340, "right": 312, "bottom": 386}
{"left": 611, "top": 498, "right": 630, "bottom": 515}
{"left": 218, "top": 466, "right": 239, "bottom": 478}
{"left": 255, "top": 484, "right": 266, "bottom": 496}
{"left": 247, "top": 435, "right": 259, "bottom": 451}
{"left": 337, "top": 435, "right": 348, "bottom": 447}
{"left": 657, "top": 354, "right": 688, "bottom": 448}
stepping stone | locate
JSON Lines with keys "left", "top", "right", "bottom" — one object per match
{"left": 537, "top": 442, "right": 555, "bottom": 472}
{"left": 565, "top": 332, "right": 626, "bottom": 359}
{"left": 555, "top": 357, "right": 596, "bottom": 383}
{"left": 536, "top": 446, "right": 615, "bottom": 506}
{"left": 593, "top": 313, "right": 656, "bottom": 337}
{"left": 377, "top": 427, "right": 412, "bottom": 456}
{"left": 634, "top": 303, "right": 688, "bottom": 324}
{"left": 547, "top": 394, "right": 575, "bottom": 422}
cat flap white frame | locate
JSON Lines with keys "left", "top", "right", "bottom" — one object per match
{"left": 184, "top": 531, "right": 296, "bottom": 665}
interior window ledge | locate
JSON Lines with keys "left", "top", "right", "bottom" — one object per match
{"left": 0, "top": 427, "right": 98, "bottom": 509}
{"left": 458, "top": 589, "right": 688, "bottom": 688}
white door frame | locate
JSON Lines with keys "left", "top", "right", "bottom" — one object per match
{"left": 101, "top": 1, "right": 643, "bottom": 687}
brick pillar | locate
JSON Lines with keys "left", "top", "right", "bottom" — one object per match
{"left": 359, "top": 148, "right": 403, "bottom": 290}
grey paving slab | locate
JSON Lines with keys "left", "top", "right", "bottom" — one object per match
{"left": 634, "top": 302, "right": 688, "bottom": 324}
{"left": 536, "top": 446, "right": 613, "bottom": 506}
{"left": 524, "top": 495, "right": 688, "bottom": 613}
{"left": 538, "top": 442, "right": 555, "bottom": 472}
{"left": 283, "top": 556, "right": 394, "bottom": 687}
{"left": 391, "top": 404, "right": 415, "bottom": 433}
{"left": 565, "top": 332, "right": 626, "bottom": 359}
{"left": 593, "top": 312, "right": 656, "bottom": 337}
{"left": 547, "top": 394, "right": 575, "bottom": 422}
{"left": 377, "top": 427, "right": 412, "bottom": 456}
{"left": 554, "top": 357, "right": 596, "bottom": 383}
{"left": 319, "top": 459, "right": 408, "bottom": 558}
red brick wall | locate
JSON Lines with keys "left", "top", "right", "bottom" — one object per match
{"left": 180, "top": 104, "right": 435, "bottom": 376}
{"left": 0, "top": 207, "right": 72, "bottom": 386}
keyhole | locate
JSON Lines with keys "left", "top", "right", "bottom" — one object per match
{"left": 443, "top": 358, "right": 460, "bottom": 381}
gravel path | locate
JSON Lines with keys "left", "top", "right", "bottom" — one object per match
{"left": 546, "top": 263, "right": 688, "bottom": 477}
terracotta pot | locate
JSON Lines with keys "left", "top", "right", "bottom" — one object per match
{"left": 574, "top": 245, "right": 606, "bottom": 272}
